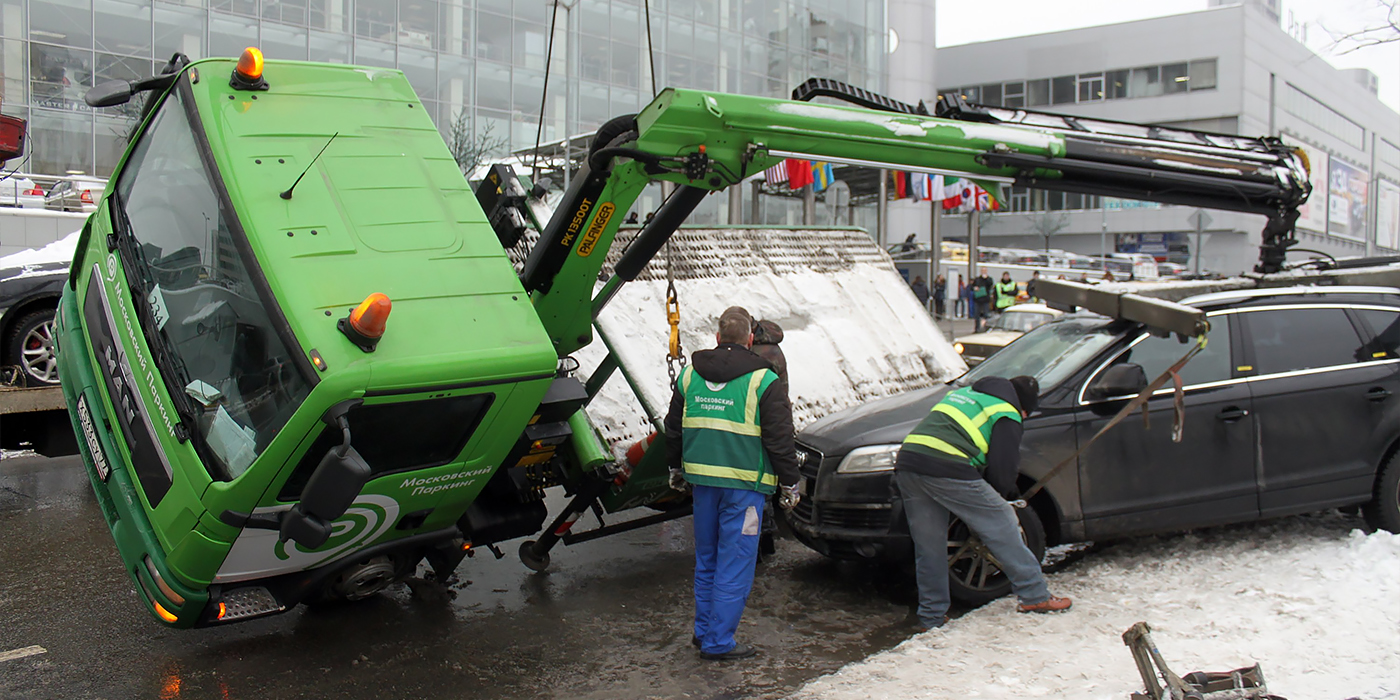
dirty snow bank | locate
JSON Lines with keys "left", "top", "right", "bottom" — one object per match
{"left": 575, "top": 227, "right": 964, "bottom": 450}
{"left": 795, "top": 513, "right": 1400, "bottom": 700}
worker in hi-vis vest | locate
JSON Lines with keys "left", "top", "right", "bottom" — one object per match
{"left": 895, "top": 375, "right": 1072, "bottom": 631}
{"left": 665, "top": 306, "right": 800, "bottom": 661}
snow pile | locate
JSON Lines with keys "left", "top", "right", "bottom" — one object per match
{"left": 577, "top": 227, "right": 964, "bottom": 450}
{"left": 795, "top": 514, "right": 1400, "bottom": 700}
{"left": 0, "top": 230, "right": 81, "bottom": 270}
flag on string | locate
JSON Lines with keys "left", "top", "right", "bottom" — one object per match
{"left": 763, "top": 162, "right": 787, "bottom": 184}
{"left": 914, "top": 173, "right": 932, "bottom": 201}
{"left": 786, "top": 159, "right": 813, "bottom": 189}
{"left": 893, "top": 171, "right": 907, "bottom": 199}
{"left": 811, "top": 161, "right": 834, "bottom": 192}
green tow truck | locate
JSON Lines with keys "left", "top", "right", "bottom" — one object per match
{"left": 56, "top": 49, "right": 1310, "bottom": 627}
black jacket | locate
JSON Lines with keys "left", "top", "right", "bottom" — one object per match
{"left": 895, "top": 376, "right": 1025, "bottom": 496}
{"left": 664, "top": 343, "right": 800, "bottom": 488}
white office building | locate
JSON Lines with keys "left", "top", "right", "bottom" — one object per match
{"left": 931, "top": 0, "right": 1400, "bottom": 274}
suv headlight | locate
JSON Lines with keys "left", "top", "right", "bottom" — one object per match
{"left": 835, "top": 444, "right": 901, "bottom": 474}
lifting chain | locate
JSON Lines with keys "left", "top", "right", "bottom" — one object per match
{"left": 665, "top": 239, "right": 686, "bottom": 385}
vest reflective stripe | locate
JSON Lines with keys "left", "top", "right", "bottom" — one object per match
{"left": 901, "top": 387, "right": 1021, "bottom": 469}
{"left": 902, "top": 434, "right": 969, "bottom": 459}
{"left": 678, "top": 364, "right": 779, "bottom": 494}
{"left": 683, "top": 461, "right": 779, "bottom": 488}
{"left": 681, "top": 415, "right": 762, "bottom": 436}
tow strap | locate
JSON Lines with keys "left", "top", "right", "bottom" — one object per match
{"left": 1017, "top": 335, "right": 1207, "bottom": 504}
{"left": 664, "top": 239, "right": 686, "bottom": 384}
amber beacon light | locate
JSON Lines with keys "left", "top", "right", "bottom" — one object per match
{"left": 339, "top": 292, "right": 392, "bottom": 352}
{"left": 230, "top": 47, "right": 269, "bottom": 91}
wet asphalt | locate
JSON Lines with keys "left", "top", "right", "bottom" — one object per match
{"left": 0, "top": 454, "right": 924, "bottom": 700}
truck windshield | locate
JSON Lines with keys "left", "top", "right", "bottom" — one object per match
{"left": 112, "top": 81, "right": 312, "bottom": 479}
{"left": 959, "top": 317, "right": 1120, "bottom": 390}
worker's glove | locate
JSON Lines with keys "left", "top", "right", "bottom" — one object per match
{"left": 778, "top": 483, "right": 802, "bottom": 511}
{"left": 668, "top": 469, "right": 689, "bottom": 493}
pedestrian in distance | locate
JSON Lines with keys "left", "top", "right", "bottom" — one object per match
{"left": 901, "top": 233, "right": 918, "bottom": 252}
{"left": 933, "top": 274, "right": 947, "bottom": 319}
{"left": 625, "top": 211, "right": 639, "bottom": 224}
{"left": 972, "top": 268, "right": 994, "bottom": 331}
{"left": 749, "top": 319, "right": 787, "bottom": 561}
{"left": 1026, "top": 271, "right": 1040, "bottom": 302}
{"left": 994, "top": 272, "right": 1018, "bottom": 314}
{"left": 895, "top": 375, "right": 1072, "bottom": 631}
{"left": 910, "top": 275, "right": 931, "bottom": 311}
{"left": 665, "top": 306, "right": 801, "bottom": 661}
{"left": 954, "top": 278, "right": 968, "bottom": 318}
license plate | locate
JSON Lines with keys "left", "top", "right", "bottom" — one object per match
{"left": 76, "top": 394, "right": 111, "bottom": 482}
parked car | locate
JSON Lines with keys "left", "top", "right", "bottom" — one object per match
{"left": 785, "top": 285, "right": 1400, "bottom": 606}
{"left": 0, "top": 260, "right": 68, "bottom": 386}
{"left": 0, "top": 176, "right": 47, "bottom": 209}
{"left": 1158, "top": 262, "right": 1189, "bottom": 277}
{"left": 953, "top": 303, "right": 1063, "bottom": 366}
{"left": 44, "top": 175, "right": 106, "bottom": 213}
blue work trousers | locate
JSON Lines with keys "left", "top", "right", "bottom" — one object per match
{"left": 896, "top": 470, "right": 1050, "bottom": 629}
{"left": 691, "top": 484, "right": 766, "bottom": 655}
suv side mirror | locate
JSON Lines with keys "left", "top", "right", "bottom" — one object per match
{"left": 1088, "top": 363, "right": 1149, "bottom": 399}
{"left": 279, "top": 443, "right": 372, "bottom": 548}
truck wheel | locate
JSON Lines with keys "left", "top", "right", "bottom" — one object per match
{"left": 6, "top": 309, "right": 59, "bottom": 387}
{"left": 1363, "top": 452, "right": 1400, "bottom": 533}
{"left": 947, "top": 505, "right": 1046, "bottom": 607}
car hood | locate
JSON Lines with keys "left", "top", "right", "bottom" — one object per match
{"left": 798, "top": 384, "right": 951, "bottom": 456}
{"left": 956, "top": 330, "right": 1021, "bottom": 346}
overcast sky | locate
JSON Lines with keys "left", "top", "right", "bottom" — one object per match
{"left": 936, "top": 0, "right": 1400, "bottom": 113}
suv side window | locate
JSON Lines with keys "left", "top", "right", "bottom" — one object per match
{"left": 1241, "top": 308, "right": 1365, "bottom": 375}
{"left": 1119, "top": 314, "right": 1231, "bottom": 387}
{"left": 1355, "top": 308, "right": 1400, "bottom": 359}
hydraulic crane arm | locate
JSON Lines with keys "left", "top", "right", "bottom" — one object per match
{"left": 500, "top": 82, "right": 1310, "bottom": 356}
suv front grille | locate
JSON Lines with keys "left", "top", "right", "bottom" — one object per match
{"left": 819, "top": 505, "right": 892, "bottom": 530}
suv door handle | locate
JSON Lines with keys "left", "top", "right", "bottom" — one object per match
{"left": 1367, "top": 387, "right": 1392, "bottom": 402}
{"left": 1217, "top": 407, "right": 1249, "bottom": 421}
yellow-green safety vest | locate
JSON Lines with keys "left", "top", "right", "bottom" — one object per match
{"left": 901, "top": 386, "right": 1021, "bottom": 469}
{"left": 678, "top": 365, "right": 780, "bottom": 494}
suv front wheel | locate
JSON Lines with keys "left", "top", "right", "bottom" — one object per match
{"left": 947, "top": 505, "right": 1047, "bottom": 606}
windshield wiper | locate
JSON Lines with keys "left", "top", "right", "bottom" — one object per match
{"left": 108, "top": 192, "right": 200, "bottom": 443}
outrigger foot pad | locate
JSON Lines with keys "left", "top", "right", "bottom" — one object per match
{"left": 519, "top": 540, "right": 551, "bottom": 572}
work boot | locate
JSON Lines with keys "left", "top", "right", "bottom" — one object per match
{"left": 691, "top": 635, "right": 700, "bottom": 648}
{"left": 1017, "top": 595, "right": 1072, "bottom": 613}
{"left": 918, "top": 615, "right": 950, "bottom": 632}
{"left": 700, "top": 643, "right": 757, "bottom": 661}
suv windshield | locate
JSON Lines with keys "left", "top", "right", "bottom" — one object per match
{"left": 959, "top": 317, "right": 1120, "bottom": 390}
{"left": 113, "top": 81, "right": 311, "bottom": 479}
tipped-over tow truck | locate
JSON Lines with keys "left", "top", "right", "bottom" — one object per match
{"left": 56, "top": 49, "right": 1310, "bottom": 627}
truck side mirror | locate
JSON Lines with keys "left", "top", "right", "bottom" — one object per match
{"left": 86, "top": 80, "right": 137, "bottom": 107}
{"left": 279, "top": 443, "right": 372, "bottom": 549}
{"left": 1088, "top": 363, "right": 1149, "bottom": 400}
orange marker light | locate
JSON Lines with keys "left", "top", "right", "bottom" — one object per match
{"left": 217, "top": 602, "right": 227, "bottom": 620}
{"left": 237, "top": 47, "right": 264, "bottom": 80}
{"left": 338, "top": 292, "right": 392, "bottom": 352}
{"left": 153, "top": 601, "right": 179, "bottom": 623}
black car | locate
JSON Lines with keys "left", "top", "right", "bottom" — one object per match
{"left": 0, "top": 260, "right": 68, "bottom": 386}
{"left": 786, "top": 285, "right": 1400, "bottom": 605}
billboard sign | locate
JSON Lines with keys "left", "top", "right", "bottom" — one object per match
{"left": 1295, "top": 143, "right": 1329, "bottom": 233}
{"left": 1378, "top": 180, "right": 1400, "bottom": 251}
{"left": 1328, "top": 159, "right": 1369, "bottom": 241}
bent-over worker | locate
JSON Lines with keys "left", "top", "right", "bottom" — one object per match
{"left": 665, "top": 306, "right": 801, "bottom": 660}
{"left": 895, "top": 375, "right": 1071, "bottom": 630}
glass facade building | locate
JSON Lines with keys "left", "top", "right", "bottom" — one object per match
{"left": 1, "top": 0, "right": 887, "bottom": 178}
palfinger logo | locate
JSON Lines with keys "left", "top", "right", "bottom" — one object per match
{"left": 577, "top": 202, "right": 614, "bottom": 257}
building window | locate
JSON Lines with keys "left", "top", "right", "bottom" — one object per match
{"left": 1008, "top": 186, "right": 1031, "bottom": 212}
{"left": 1003, "top": 81, "right": 1024, "bottom": 108}
{"left": 1130, "top": 65, "right": 1161, "bottom": 97}
{"left": 1027, "top": 78, "right": 1049, "bottom": 106}
{"left": 1051, "top": 75, "right": 1075, "bottom": 104}
{"left": 957, "top": 85, "right": 981, "bottom": 102}
{"left": 1078, "top": 72, "right": 1104, "bottom": 102}
{"left": 1106, "top": 69, "right": 1129, "bottom": 99}
{"left": 1282, "top": 83, "right": 1365, "bottom": 149}
{"left": 1162, "top": 63, "right": 1189, "bottom": 94}
{"left": 980, "top": 83, "right": 1002, "bottom": 106}
{"left": 1189, "top": 59, "right": 1217, "bottom": 90}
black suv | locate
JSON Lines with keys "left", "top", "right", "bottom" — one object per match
{"left": 785, "top": 286, "right": 1400, "bottom": 604}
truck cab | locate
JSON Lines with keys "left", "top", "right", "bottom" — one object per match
{"left": 56, "top": 52, "right": 562, "bottom": 627}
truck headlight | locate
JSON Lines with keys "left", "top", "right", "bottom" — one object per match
{"left": 836, "top": 444, "right": 901, "bottom": 474}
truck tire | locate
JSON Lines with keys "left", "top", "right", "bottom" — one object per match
{"left": 947, "top": 505, "right": 1047, "bottom": 607}
{"left": 6, "top": 308, "right": 59, "bottom": 387}
{"left": 1363, "top": 451, "right": 1400, "bottom": 533}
